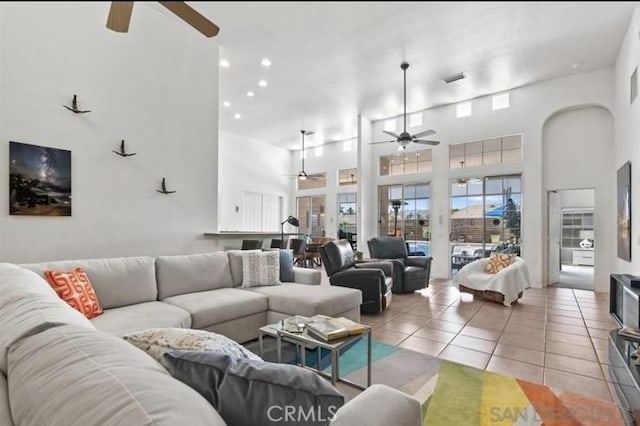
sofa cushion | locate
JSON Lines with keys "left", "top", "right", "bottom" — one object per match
{"left": 20, "top": 256, "right": 157, "bottom": 309}
{"left": 0, "top": 270, "right": 95, "bottom": 374}
{"left": 44, "top": 268, "right": 104, "bottom": 319}
{"left": 228, "top": 250, "right": 260, "bottom": 286}
{"left": 0, "top": 263, "right": 58, "bottom": 298}
{"left": 164, "top": 351, "right": 344, "bottom": 426}
{"left": 278, "top": 250, "right": 295, "bottom": 282}
{"left": 241, "top": 251, "right": 281, "bottom": 288}
{"left": 0, "top": 374, "right": 12, "bottom": 426}
{"left": 248, "top": 283, "right": 362, "bottom": 317}
{"left": 7, "top": 326, "right": 225, "bottom": 426}
{"left": 163, "top": 288, "right": 268, "bottom": 329}
{"left": 156, "top": 252, "right": 234, "bottom": 299}
{"left": 91, "top": 302, "right": 191, "bottom": 337}
{"left": 124, "top": 327, "right": 261, "bottom": 369}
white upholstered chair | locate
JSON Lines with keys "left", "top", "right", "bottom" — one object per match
{"left": 452, "top": 256, "right": 531, "bottom": 306}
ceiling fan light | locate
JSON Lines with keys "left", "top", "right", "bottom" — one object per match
{"left": 298, "top": 174, "right": 307, "bottom": 181}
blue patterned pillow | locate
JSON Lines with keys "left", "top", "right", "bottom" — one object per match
{"left": 279, "top": 249, "right": 295, "bottom": 282}
{"left": 164, "top": 351, "right": 344, "bottom": 426}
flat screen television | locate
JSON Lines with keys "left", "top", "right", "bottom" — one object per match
{"left": 611, "top": 274, "right": 640, "bottom": 329}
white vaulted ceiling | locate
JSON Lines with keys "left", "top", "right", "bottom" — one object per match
{"left": 199, "top": 1, "right": 637, "bottom": 148}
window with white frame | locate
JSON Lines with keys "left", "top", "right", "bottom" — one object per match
{"left": 338, "top": 168, "right": 357, "bottom": 186}
{"left": 380, "top": 149, "right": 432, "bottom": 176}
{"left": 456, "top": 102, "right": 472, "bottom": 118}
{"left": 450, "top": 134, "right": 522, "bottom": 168}
{"left": 492, "top": 93, "right": 510, "bottom": 110}
{"left": 297, "top": 173, "right": 327, "bottom": 190}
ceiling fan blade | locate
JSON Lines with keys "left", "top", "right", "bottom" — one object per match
{"left": 383, "top": 130, "right": 400, "bottom": 139}
{"left": 159, "top": 2, "right": 220, "bottom": 37}
{"left": 303, "top": 131, "right": 315, "bottom": 136}
{"left": 106, "top": 2, "right": 134, "bottom": 33}
{"left": 412, "top": 129, "right": 436, "bottom": 138}
{"left": 369, "top": 140, "right": 396, "bottom": 145}
{"left": 413, "top": 139, "right": 440, "bottom": 146}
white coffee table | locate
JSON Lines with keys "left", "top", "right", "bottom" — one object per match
{"left": 258, "top": 319, "right": 372, "bottom": 390}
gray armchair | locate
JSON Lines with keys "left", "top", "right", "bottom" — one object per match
{"left": 367, "top": 237, "right": 432, "bottom": 294}
{"left": 320, "top": 240, "right": 394, "bottom": 314}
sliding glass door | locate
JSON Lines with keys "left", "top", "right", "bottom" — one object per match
{"left": 378, "top": 183, "right": 431, "bottom": 256}
{"left": 450, "top": 175, "right": 521, "bottom": 275}
{"left": 337, "top": 193, "right": 357, "bottom": 249}
{"left": 296, "top": 195, "right": 326, "bottom": 237}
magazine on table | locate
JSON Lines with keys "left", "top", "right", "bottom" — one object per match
{"left": 281, "top": 315, "right": 312, "bottom": 333}
{"left": 305, "top": 315, "right": 366, "bottom": 342}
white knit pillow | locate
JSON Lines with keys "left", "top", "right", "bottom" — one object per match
{"left": 241, "top": 251, "right": 281, "bottom": 288}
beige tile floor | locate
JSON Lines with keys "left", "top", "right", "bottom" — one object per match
{"left": 355, "top": 279, "right": 620, "bottom": 403}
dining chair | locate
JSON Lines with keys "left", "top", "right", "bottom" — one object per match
{"left": 241, "top": 239, "right": 263, "bottom": 250}
{"left": 289, "top": 238, "right": 308, "bottom": 267}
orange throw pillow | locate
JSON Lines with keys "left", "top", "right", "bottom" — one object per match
{"left": 44, "top": 268, "right": 103, "bottom": 319}
{"left": 485, "top": 254, "right": 515, "bottom": 274}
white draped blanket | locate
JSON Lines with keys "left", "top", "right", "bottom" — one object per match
{"left": 453, "top": 257, "right": 531, "bottom": 306}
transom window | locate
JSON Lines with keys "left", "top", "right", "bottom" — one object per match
{"left": 297, "top": 173, "right": 327, "bottom": 190}
{"left": 450, "top": 135, "right": 522, "bottom": 168}
{"left": 338, "top": 168, "right": 357, "bottom": 186}
{"left": 380, "top": 149, "right": 432, "bottom": 176}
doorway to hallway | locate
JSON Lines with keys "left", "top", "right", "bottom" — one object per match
{"left": 548, "top": 189, "right": 595, "bottom": 290}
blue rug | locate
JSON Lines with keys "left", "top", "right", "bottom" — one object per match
{"left": 293, "top": 338, "right": 399, "bottom": 376}
{"left": 245, "top": 336, "right": 399, "bottom": 376}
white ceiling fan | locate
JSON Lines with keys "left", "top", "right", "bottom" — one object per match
{"left": 370, "top": 62, "right": 440, "bottom": 150}
{"left": 284, "top": 130, "right": 325, "bottom": 181}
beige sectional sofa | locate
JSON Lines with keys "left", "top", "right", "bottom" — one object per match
{"left": 20, "top": 251, "right": 361, "bottom": 342}
{"left": 0, "top": 252, "right": 422, "bottom": 426}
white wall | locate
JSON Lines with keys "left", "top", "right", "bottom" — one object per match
{"left": 218, "top": 130, "right": 292, "bottom": 232}
{"left": 543, "top": 106, "right": 614, "bottom": 292}
{"left": 291, "top": 138, "right": 358, "bottom": 240}
{"left": 559, "top": 189, "right": 596, "bottom": 209}
{"left": 363, "top": 67, "right": 614, "bottom": 287}
{"left": 614, "top": 7, "right": 640, "bottom": 274}
{"left": 0, "top": 3, "right": 220, "bottom": 262}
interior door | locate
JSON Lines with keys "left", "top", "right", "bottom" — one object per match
{"left": 548, "top": 191, "right": 561, "bottom": 285}
{"left": 242, "top": 192, "right": 262, "bottom": 232}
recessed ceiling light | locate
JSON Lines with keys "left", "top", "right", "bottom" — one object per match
{"left": 261, "top": 58, "right": 271, "bottom": 67}
{"left": 219, "top": 59, "right": 230, "bottom": 68}
{"left": 247, "top": 91, "right": 255, "bottom": 97}
{"left": 234, "top": 113, "right": 241, "bottom": 119}
{"left": 571, "top": 63, "right": 581, "bottom": 69}
{"left": 258, "top": 80, "right": 268, "bottom": 87}
{"left": 223, "top": 101, "right": 231, "bottom": 107}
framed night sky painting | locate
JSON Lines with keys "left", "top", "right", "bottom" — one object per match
{"left": 9, "top": 141, "right": 72, "bottom": 216}
{"left": 617, "top": 161, "right": 631, "bottom": 261}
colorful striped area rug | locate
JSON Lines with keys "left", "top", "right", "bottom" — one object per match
{"left": 413, "top": 361, "right": 625, "bottom": 426}
{"left": 250, "top": 337, "right": 626, "bottom": 425}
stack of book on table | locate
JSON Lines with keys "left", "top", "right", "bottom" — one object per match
{"left": 305, "top": 315, "right": 366, "bottom": 342}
